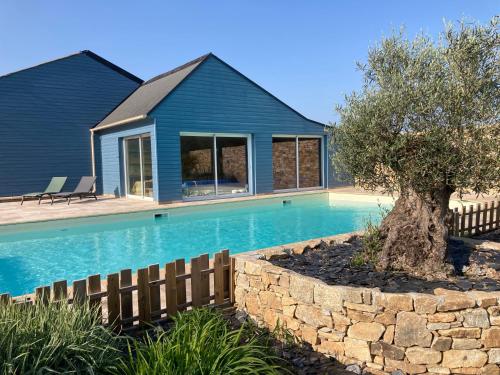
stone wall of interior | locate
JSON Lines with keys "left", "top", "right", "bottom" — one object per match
{"left": 272, "top": 139, "right": 297, "bottom": 190}
{"left": 183, "top": 149, "right": 213, "bottom": 178}
{"left": 298, "top": 138, "right": 321, "bottom": 188}
{"left": 272, "top": 138, "right": 321, "bottom": 190}
{"left": 234, "top": 235, "right": 500, "bottom": 375}
{"left": 221, "top": 145, "right": 247, "bottom": 183}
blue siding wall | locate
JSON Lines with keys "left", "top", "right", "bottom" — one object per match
{"left": 96, "top": 121, "right": 158, "bottom": 201}
{"left": 151, "top": 56, "right": 326, "bottom": 202}
{"left": 0, "top": 53, "right": 140, "bottom": 197}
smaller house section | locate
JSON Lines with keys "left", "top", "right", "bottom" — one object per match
{"left": 93, "top": 53, "right": 333, "bottom": 202}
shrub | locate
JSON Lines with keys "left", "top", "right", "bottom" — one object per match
{"left": 120, "top": 308, "right": 282, "bottom": 375}
{"left": 360, "top": 218, "right": 383, "bottom": 264}
{"left": 351, "top": 205, "right": 387, "bottom": 266}
{"left": 0, "top": 300, "right": 122, "bottom": 374}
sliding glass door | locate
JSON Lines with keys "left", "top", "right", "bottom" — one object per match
{"left": 181, "top": 134, "right": 251, "bottom": 199}
{"left": 272, "top": 136, "right": 323, "bottom": 191}
{"left": 125, "top": 138, "right": 142, "bottom": 196}
{"left": 216, "top": 137, "right": 249, "bottom": 195}
{"left": 124, "top": 134, "right": 153, "bottom": 199}
{"left": 180, "top": 136, "right": 216, "bottom": 197}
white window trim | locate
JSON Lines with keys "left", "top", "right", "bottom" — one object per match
{"left": 180, "top": 132, "right": 254, "bottom": 201}
{"left": 272, "top": 134, "right": 325, "bottom": 192}
{"left": 123, "top": 133, "right": 154, "bottom": 201}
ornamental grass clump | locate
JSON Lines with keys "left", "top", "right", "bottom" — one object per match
{"left": 351, "top": 205, "right": 387, "bottom": 267}
{"left": 0, "top": 300, "right": 122, "bottom": 374}
{"left": 120, "top": 308, "right": 282, "bottom": 375}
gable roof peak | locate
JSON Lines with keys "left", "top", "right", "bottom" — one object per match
{"left": 0, "top": 50, "right": 142, "bottom": 84}
{"left": 143, "top": 53, "right": 212, "bottom": 86}
{"left": 94, "top": 52, "right": 210, "bottom": 130}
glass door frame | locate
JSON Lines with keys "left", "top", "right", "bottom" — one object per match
{"left": 272, "top": 134, "right": 325, "bottom": 192}
{"left": 180, "top": 132, "right": 254, "bottom": 201}
{"left": 123, "top": 133, "right": 154, "bottom": 200}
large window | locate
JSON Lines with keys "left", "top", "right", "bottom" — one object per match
{"left": 181, "top": 134, "right": 250, "bottom": 199}
{"left": 272, "top": 136, "right": 322, "bottom": 191}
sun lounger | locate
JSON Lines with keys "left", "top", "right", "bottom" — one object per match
{"left": 21, "top": 177, "right": 67, "bottom": 205}
{"left": 51, "top": 176, "right": 97, "bottom": 205}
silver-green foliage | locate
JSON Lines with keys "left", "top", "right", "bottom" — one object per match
{"left": 0, "top": 301, "right": 122, "bottom": 374}
{"left": 120, "top": 308, "right": 283, "bottom": 375}
{"left": 332, "top": 18, "right": 500, "bottom": 196}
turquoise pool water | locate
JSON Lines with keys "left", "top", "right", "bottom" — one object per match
{"left": 0, "top": 194, "right": 387, "bottom": 296}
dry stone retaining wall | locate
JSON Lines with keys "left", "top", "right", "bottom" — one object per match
{"left": 233, "top": 235, "right": 500, "bottom": 375}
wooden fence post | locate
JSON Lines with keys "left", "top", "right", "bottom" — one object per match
{"left": 107, "top": 273, "right": 120, "bottom": 330}
{"left": 482, "top": 202, "right": 489, "bottom": 233}
{"left": 190, "top": 257, "right": 202, "bottom": 308}
{"left": 148, "top": 264, "right": 161, "bottom": 319}
{"left": 200, "top": 254, "right": 210, "bottom": 305}
{"left": 460, "top": 206, "right": 466, "bottom": 236}
{"left": 35, "top": 286, "right": 50, "bottom": 305}
{"left": 0, "top": 293, "right": 11, "bottom": 305}
{"left": 222, "top": 249, "right": 230, "bottom": 296}
{"left": 175, "top": 259, "right": 186, "bottom": 311}
{"left": 214, "top": 252, "right": 224, "bottom": 305}
{"left": 453, "top": 208, "right": 459, "bottom": 236}
{"left": 120, "top": 269, "right": 133, "bottom": 328}
{"left": 137, "top": 268, "right": 151, "bottom": 326}
{"left": 88, "top": 274, "right": 102, "bottom": 318}
{"left": 53, "top": 280, "right": 67, "bottom": 301}
{"left": 496, "top": 201, "right": 500, "bottom": 229}
{"left": 489, "top": 201, "right": 495, "bottom": 232}
{"left": 165, "top": 261, "right": 177, "bottom": 317}
{"left": 468, "top": 205, "right": 474, "bottom": 236}
{"left": 475, "top": 203, "right": 481, "bottom": 234}
{"left": 229, "top": 257, "right": 236, "bottom": 304}
{"left": 72, "top": 279, "right": 87, "bottom": 305}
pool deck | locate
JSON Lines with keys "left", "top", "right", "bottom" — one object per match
{"left": 0, "top": 187, "right": 497, "bottom": 226}
{"left": 0, "top": 190, "right": 327, "bottom": 226}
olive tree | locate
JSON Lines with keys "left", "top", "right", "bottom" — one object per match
{"left": 332, "top": 18, "right": 500, "bottom": 275}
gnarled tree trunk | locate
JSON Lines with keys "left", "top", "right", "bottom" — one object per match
{"left": 378, "top": 188, "right": 454, "bottom": 276}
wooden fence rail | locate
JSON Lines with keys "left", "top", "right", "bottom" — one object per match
{"left": 449, "top": 200, "right": 500, "bottom": 237}
{"left": 0, "top": 249, "right": 235, "bottom": 332}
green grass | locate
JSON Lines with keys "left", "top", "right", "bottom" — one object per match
{"left": 0, "top": 300, "right": 122, "bottom": 375}
{"left": 119, "top": 308, "right": 283, "bottom": 375}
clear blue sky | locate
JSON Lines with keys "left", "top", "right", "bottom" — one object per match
{"left": 0, "top": 1, "right": 497, "bottom": 123}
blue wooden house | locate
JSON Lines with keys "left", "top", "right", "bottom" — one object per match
{"left": 1, "top": 51, "right": 337, "bottom": 202}
{"left": 93, "top": 53, "right": 333, "bottom": 202}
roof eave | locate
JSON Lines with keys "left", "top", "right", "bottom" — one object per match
{"left": 91, "top": 114, "right": 149, "bottom": 132}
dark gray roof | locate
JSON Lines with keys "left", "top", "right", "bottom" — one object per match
{"left": 0, "top": 50, "right": 143, "bottom": 84}
{"left": 95, "top": 53, "right": 210, "bottom": 129}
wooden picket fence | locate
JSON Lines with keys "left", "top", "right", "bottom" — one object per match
{"left": 449, "top": 200, "right": 500, "bottom": 237}
{"left": 0, "top": 249, "right": 235, "bottom": 332}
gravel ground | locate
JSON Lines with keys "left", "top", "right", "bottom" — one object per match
{"left": 229, "top": 310, "right": 356, "bottom": 375}
{"left": 270, "top": 235, "right": 499, "bottom": 293}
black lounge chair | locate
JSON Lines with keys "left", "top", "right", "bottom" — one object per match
{"left": 21, "top": 177, "right": 67, "bottom": 205}
{"left": 51, "top": 176, "right": 97, "bottom": 205}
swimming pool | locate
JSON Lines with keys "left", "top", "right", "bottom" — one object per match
{"left": 0, "top": 193, "right": 389, "bottom": 296}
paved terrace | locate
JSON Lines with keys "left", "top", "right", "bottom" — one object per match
{"left": 0, "top": 190, "right": 328, "bottom": 226}
{"left": 0, "top": 188, "right": 496, "bottom": 226}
